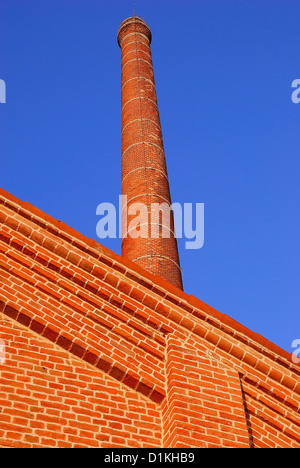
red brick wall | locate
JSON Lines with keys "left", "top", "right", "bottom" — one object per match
{"left": 0, "top": 188, "right": 299, "bottom": 448}
{"left": 0, "top": 317, "right": 161, "bottom": 448}
{"left": 240, "top": 374, "right": 300, "bottom": 448}
{"left": 162, "top": 335, "right": 250, "bottom": 448}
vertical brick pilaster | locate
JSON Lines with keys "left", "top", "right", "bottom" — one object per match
{"left": 162, "top": 335, "right": 250, "bottom": 448}
{"left": 117, "top": 17, "right": 183, "bottom": 290}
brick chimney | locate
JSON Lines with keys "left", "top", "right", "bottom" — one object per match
{"left": 117, "top": 16, "right": 183, "bottom": 290}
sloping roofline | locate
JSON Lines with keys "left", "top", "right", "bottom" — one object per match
{"left": 0, "top": 186, "right": 298, "bottom": 377}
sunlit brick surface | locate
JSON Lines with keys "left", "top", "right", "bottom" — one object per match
{"left": 0, "top": 188, "right": 299, "bottom": 448}
{"left": 117, "top": 17, "right": 183, "bottom": 290}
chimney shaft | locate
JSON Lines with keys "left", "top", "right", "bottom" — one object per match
{"left": 117, "top": 17, "right": 183, "bottom": 290}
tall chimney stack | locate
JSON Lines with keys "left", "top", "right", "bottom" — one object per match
{"left": 117, "top": 17, "right": 183, "bottom": 290}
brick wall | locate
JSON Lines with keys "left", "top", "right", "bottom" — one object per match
{"left": 0, "top": 317, "right": 161, "bottom": 448}
{"left": 162, "top": 336, "right": 250, "bottom": 448}
{"left": 0, "top": 188, "right": 299, "bottom": 448}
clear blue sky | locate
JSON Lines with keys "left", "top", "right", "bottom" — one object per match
{"left": 1, "top": 0, "right": 299, "bottom": 353}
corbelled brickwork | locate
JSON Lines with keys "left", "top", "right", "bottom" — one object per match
{"left": 0, "top": 188, "right": 299, "bottom": 448}
{"left": 117, "top": 17, "right": 183, "bottom": 290}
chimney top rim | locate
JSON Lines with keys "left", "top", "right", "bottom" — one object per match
{"left": 117, "top": 16, "right": 152, "bottom": 47}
